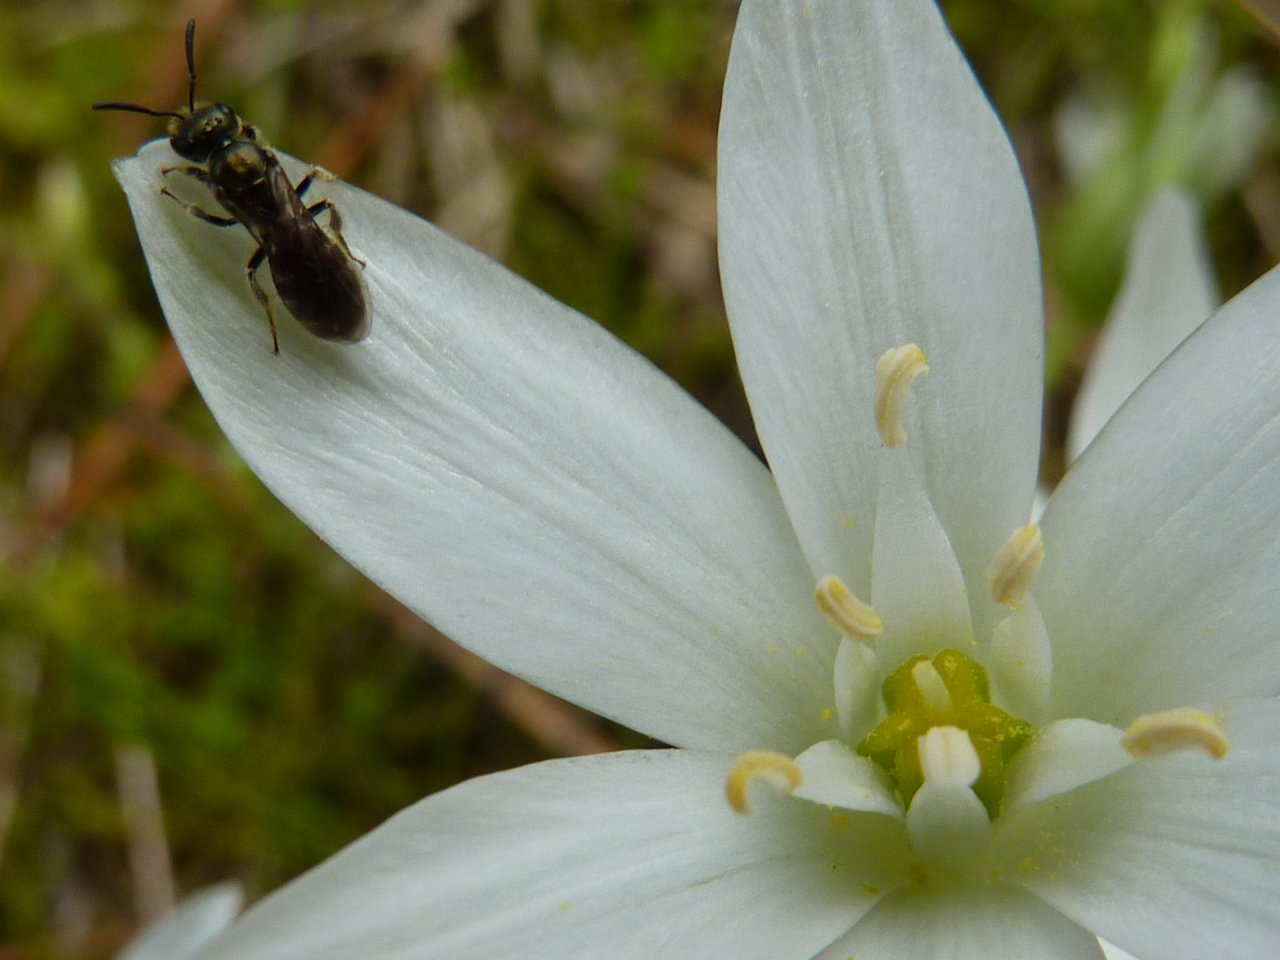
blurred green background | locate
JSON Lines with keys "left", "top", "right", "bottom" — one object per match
{"left": 0, "top": 0, "right": 1276, "bottom": 956}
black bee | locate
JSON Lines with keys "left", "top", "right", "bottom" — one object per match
{"left": 94, "top": 20, "right": 369, "bottom": 354}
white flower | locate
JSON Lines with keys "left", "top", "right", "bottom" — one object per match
{"left": 115, "top": 884, "right": 242, "bottom": 960}
{"left": 110, "top": 2, "right": 1279, "bottom": 958}
{"left": 1068, "top": 185, "right": 1218, "bottom": 462}
{"left": 1064, "top": 186, "right": 1226, "bottom": 960}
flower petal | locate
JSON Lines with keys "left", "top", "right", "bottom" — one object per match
{"left": 815, "top": 883, "right": 1106, "bottom": 960}
{"left": 119, "top": 883, "right": 243, "bottom": 960}
{"left": 1039, "top": 264, "right": 1280, "bottom": 719}
{"left": 113, "top": 142, "right": 831, "bottom": 752}
{"left": 718, "top": 0, "right": 1043, "bottom": 633}
{"left": 995, "top": 697, "right": 1280, "bottom": 960}
{"left": 194, "top": 751, "right": 909, "bottom": 960}
{"left": 1068, "top": 186, "right": 1217, "bottom": 462}
{"left": 1099, "top": 940, "right": 1141, "bottom": 960}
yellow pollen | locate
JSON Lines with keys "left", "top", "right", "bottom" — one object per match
{"left": 725, "top": 750, "right": 802, "bottom": 814}
{"left": 815, "top": 574, "right": 883, "bottom": 641}
{"left": 1122, "top": 708, "right": 1228, "bottom": 760}
{"left": 987, "top": 524, "right": 1044, "bottom": 606}
{"left": 874, "top": 344, "right": 929, "bottom": 447}
{"left": 911, "top": 660, "right": 953, "bottom": 713}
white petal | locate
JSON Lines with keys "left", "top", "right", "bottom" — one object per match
{"left": 1188, "top": 67, "right": 1271, "bottom": 198}
{"left": 119, "top": 883, "right": 242, "bottom": 960}
{"left": 718, "top": 0, "right": 1043, "bottom": 629}
{"left": 1099, "top": 939, "right": 1142, "bottom": 960}
{"left": 1039, "top": 264, "right": 1280, "bottom": 719}
{"left": 1003, "top": 718, "right": 1131, "bottom": 811}
{"left": 113, "top": 141, "right": 832, "bottom": 753}
{"left": 792, "top": 739, "right": 902, "bottom": 817}
{"left": 1068, "top": 186, "right": 1217, "bottom": 462}
{"left": 194, "top": 751, "right": 911, "bottom": 960}
{"left": 995, "top": 697, "right": 1280, "bottom": 960}
{"left": 1053, "top": 94, "right": 1125, "bottom": 184}
{"left": 815, "top": 883, "right": 1106, "bottom": 960}
{"left": 1055, "top": 60, "right": 1268, "bottom": 197}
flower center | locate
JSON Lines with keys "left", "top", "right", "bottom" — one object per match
{"left": 857, "top": 648, "right": 1031, "bottom": 818}
{"left": 721, "top": 343, "right": 1230, "bottom": 890}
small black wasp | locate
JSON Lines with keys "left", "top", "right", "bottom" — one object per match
{"left": 94, "top": 20, "right": 370, "bottom": 354}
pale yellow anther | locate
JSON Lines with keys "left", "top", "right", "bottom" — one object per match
{"left": 725, "top": 750, "right": 803, "bottom": 814}
{"left": 987, "top": 524, "right": 1044, "bottom": 606}
{"left": 815, "top": 574, "right": 883, "bottom": 642}
{"left": 912, "top": 660, "right": 953, "bottom": 714}
{"left": 1122, "top": 708, "right": 1229, "bottom": 761}
{"left": 874, "top": 344, "right": 929, "bottom": 447}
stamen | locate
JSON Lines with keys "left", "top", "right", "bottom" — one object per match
{"left": 988, "top": 597, "right": 1052, "bottom": 722}
{"left": 1122, "top": 708, "right": 1228, "bottom": 760}
{"left": 815, "top": 574, "right": 883, "bottom": 641}
{"left": 911, "top": 660, "right": 953, "bottom": 713}
{"left": 725, "top": 750, "right": 803, "bottom": 814}
{"left": 987, "top": 524, "right": 1044, "bottom": 606}
{"left": 908, "top": 727, "right": 991, "bottom": 866}
{"left": 874, "top": 344, "right": 929, "bottom": 447}
{"left": 833, "top": 636, "right": 879, "bottom": 740}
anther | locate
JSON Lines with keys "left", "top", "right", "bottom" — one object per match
{"left": 1122, "top": 708, "right": 1228, "bottom": 760}
{"left": 874, "top": 344, "right": 929, "bottom": 447}
{"left": 987, "top": 524, "right": 1044, "bottom": 606}
{"left": 725, "top": 751, "right": 803, "bottom": 814}
{"left": 815, "top": 575, "right": 883, "bottom": 641}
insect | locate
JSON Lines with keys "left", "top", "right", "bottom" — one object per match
{"left": 94, "top": 19, "right": 369, "bottom": 354}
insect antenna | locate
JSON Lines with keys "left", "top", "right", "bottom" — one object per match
{"left": 91, "top": 18, "right": 201, "bottom": 118}
{"left": 184, "top": 18, "right": 198, "bottom": 111}
{"left": 90, "top": 101, "right": 184, "bottom": 118}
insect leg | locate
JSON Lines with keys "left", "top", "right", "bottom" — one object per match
{"left": 162, "top": 163, "right": 212, "bottom": 186}
{"left": 159, "top": 166, "right": 238, "bottom": 225}
{"left": 296, "top": 166, "right": 363, "bottom": 264}
{"left": 245, "top": 246, "right": 280, "bottom": 355}
{"left": 293, "top": 168, "right": 364, "bottom": 262}
{"left": 307, "top": 199, "right": 366, "bottom": 267}
{"left": 294, "top": 166, "right": 337, "bottom": 199}
{"left": 160, "top": 187, "right": 238, "bottom": 226}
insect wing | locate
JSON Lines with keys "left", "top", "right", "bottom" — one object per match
{"left": 259, "top": 158, "right": 370, "bottom": 343}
